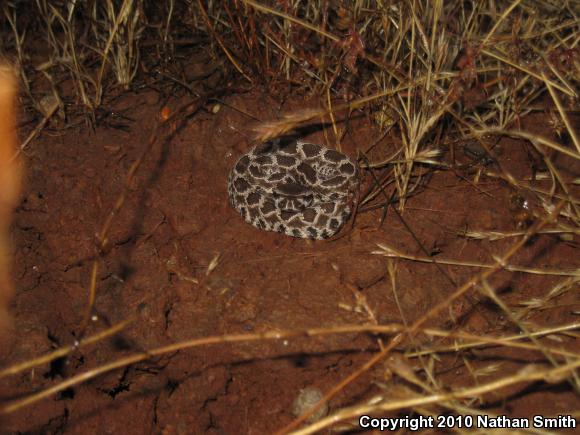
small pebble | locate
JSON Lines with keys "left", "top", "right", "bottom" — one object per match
{"left": 291, "top": 387, "right": 328, "bottom": 422}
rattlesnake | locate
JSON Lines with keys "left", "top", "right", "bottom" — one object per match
{"left": 228, "top": 139, "right": 359, "bottom": 239}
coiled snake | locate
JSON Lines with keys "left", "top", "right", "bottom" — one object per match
{"left": 228, "top": 139, "right": 359, "bottom": 239}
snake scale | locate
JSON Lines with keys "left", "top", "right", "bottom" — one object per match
{"left": 228, "top": 139, "right": 359, "bottom": 239}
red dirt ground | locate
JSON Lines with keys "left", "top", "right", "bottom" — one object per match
{"left": 0, "top": 85, "right": 578, "bottom": 433}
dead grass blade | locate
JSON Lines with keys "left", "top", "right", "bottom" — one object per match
{"left": 373, "top": 243, "right": 580, "bottom": 277}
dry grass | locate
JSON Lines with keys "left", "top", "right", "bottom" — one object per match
{"left": 0, "top": 0, "right": 578, "bottom": 432}
{"left": 2, "top": 0, "right": 144, "bottom": 123}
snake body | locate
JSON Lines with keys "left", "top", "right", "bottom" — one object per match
{"left": 228, "top": 139, "right": 359, "bottom": 239}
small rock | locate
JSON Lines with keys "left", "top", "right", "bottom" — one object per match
{"left": 292, "top": 387, "right": 328, "bottom": 422}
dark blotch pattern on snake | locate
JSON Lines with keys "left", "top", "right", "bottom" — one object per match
{"left": 228, "top": 139, "right": 359, "bottom": 239}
